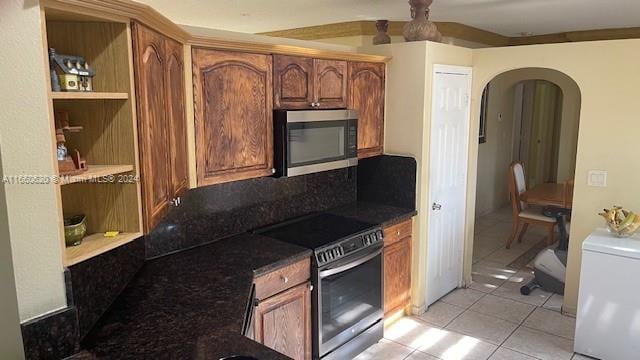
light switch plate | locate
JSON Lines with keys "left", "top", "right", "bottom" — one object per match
{"left": 587, "top": 170, "right": 608, "bottom": 187}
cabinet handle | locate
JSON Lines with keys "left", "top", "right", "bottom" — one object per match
{"left": 308, "top": 284, "right": 314, "bottom": 292}
{"left": 281, "top": 275, "right": 289, "bottom": 284}
{"left": 397, "top": 230, "right": 401, "bottom": 236}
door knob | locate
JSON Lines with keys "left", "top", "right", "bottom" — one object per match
{"left": 432, "top": 203, "right": 442, "bottom": 211}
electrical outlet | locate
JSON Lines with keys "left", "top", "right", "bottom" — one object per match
{"left": 587, "top": 170, "right": 608, "bottom": 187}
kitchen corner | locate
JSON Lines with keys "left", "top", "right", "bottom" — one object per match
{"left": 63, "top": 155, "right": 417, "bottom": 359}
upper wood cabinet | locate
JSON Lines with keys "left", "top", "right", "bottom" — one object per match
{"left": 192, "top": 48, "right": 274, "bottom": 186}
{"left": 165, "top": 38, "right": 189, "bottom": 197}
{"left": 348, "top": 62, "right": 385, "bottom": 159}
{"left": 274, "top": 55, "right": 347, "bottom": 109}
{"left": 132, "top": 22, "right": 187, "bottom": 232}
{"left": 274, "top": 55, "right": 314, "bottom": 109}
{"left": 313, "top": 59, "right": 348, "bottom": 108}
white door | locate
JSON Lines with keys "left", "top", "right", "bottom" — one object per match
{"left": 426, "top": 65, "right": 472, "bottom": 306}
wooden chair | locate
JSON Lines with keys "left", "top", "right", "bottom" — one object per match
{"left": 563, "top": 179, "right": 575, "bottom": 209}
{"left": 506, "top": 161, "right": 557, "bottom": 249}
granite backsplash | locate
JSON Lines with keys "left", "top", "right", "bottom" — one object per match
{"left": 357, "top": 155, "right": 417, "bottom": 209}
{"left": 145, "top": 167, "right": 357, "bottom": 259}
{"left": 30, "top": 155, "right": 416, "bottom": 359}
{"left": 69, "top": 237, "right": 145, "bottom": 339}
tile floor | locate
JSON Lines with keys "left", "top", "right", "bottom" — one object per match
{"left": 356, "top": 207, "right": 594, "bottom": 360}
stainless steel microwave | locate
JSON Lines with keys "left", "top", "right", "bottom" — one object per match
{"left": 274, "top": 109, "right": 358, "bottom": 177}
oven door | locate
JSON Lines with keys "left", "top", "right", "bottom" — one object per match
{"left": 316, "top": 244, "right": 383, "bottom": 358}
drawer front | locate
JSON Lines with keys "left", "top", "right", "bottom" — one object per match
{"left": 255, "top": 258, "right": 310, "bottom": 300}
{"left": 384, "top": 219, "right": 412, "bottom": 247}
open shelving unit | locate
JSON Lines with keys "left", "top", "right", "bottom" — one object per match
{"left": 58, "top": 164, "right": 135, "bottom": 185}
{"left": 43, "top": 8, "right": 143, "bottom": 266}
{"left": 51, "top": 91, "right": 129, "bottom": 100}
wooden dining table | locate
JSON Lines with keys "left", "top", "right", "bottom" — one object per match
{"left": 520, "top": 182, "right": 574, "bottom": 209}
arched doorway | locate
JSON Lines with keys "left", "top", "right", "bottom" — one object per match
{"left": 469, "top": 68, "right": 582, "bottom": 304}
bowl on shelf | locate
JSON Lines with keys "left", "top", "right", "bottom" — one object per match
{"left": 600, "top": 206, "right": 640, "bottom": 238}
{"left": 64, "top": 214, "right": 86, "bottom": 246}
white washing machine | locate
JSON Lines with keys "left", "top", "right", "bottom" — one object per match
{"left": 575, "top": 228, "right": 640, "bottom": 360}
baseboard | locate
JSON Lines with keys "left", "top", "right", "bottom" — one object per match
{"left": 562, "top": 304, "right": 577, "bottom": 317}
{"left": 410, "top": 303, "right": 426, "bottom": 316}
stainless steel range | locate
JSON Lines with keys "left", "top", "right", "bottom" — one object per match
{"left": 257, "top": 213, "right": 384, "bottom": 360}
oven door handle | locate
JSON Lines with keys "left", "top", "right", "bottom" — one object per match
{"left": 319, "top": 246, "right": 382, "bottom": 278}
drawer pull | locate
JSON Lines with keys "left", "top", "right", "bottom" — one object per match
{"left": 281, "top": 275, "right": 289, "bottom": 284}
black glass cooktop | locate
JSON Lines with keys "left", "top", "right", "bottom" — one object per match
{"left": 256, "top": 213, "right": 377, "bottom": 249}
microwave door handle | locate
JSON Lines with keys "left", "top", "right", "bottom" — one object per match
{"left": 319, "top": 246, "right": 382, "bottom": 278}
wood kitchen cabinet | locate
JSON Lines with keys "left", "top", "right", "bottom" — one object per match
{"left": 274, "top": 55, "right": 347, "bottom": 109}
{"left": 253, "top": 258, "right": 312, "bottom": 360}
{"left": 273, "top": 55, "right": 314, "bottom": 109}
{"left": 383, "top": 219, "right": 412, "bottom": 317}
{"left": 132, "top": 22, "right": 188, "bottom": 232}
{"left": 348, "top": 62, "right": 386, "bottom": 159}
{"left": 313, "top": 59, "right": 348, "bottom": 108}
{"left": 254, "top": 282, "right": 312, "bottom": 360}
{"left": 192, "top": 48, "right": 274, "bottom": 186}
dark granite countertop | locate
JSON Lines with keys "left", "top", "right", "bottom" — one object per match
{"left": 73, "top": 201, "right": 414, "bottom": 360}
{"left": 326, "top": 201, "right": 417, "bottom": 228}
{"left": 77, "top": 233, "right": 311, "bottom": 360}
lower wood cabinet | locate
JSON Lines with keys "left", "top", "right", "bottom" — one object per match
{"left": 383, "top": 219, "right": 412, "bottom": 316}
{"left": 254, "top": 282, "right": 312, "bottom": 360}
{"left": 253, "top": 258, "right": 311, "bottom": 360}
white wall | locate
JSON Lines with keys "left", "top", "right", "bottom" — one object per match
{"left": 0, "top": 0, "right": 68, "bottom": 321}
{"left": 361, "top": 41, "right": 473, "bottom": 313}
{"left": 0, "top": 151, "right": 25, "bottom": 360}
{"left": 468, "top": 40, "right": 640, "bottom": 314}
{"left": 475, "top": 68, "right": 581, "bottom": 216}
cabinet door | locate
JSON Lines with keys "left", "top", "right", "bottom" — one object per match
{"left": 313, "top": 59, "right": 347, "bottom": 108}
{"left": 274, "top": 55, "right": 314, "bottom": 109}
{"left": 192, "top": 49, "right": 274, "bottom": 186}
{"left": 164, "top": 37, "right": 188, "bottom": 198}
{"left": 132, "top": 22, "right": 171, "bottom": 231}
{"left": 254, "top": 282, "right": 312, "bottom": 360}
{"left": 384, "top": 236, "right": 411, "bottom": 316}
{"left": 348, "top": 62, "right": 385, "bottom": 159}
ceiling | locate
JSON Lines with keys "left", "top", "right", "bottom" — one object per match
{"left": 135, "top": 0, "right": 640, "bottom": 36}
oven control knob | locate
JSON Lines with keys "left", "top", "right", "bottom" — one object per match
{"left": 327, "top": 250, "right": 334, "bottom": 260}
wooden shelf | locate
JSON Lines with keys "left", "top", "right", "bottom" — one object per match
{"left": 59, "top": 164, "right": 134, "bottom": 185}
{"left": 64, "top": 232, "right": 142, "bottom": 266}
{"left": 51, "top": 91, "right": 129, "bottom": 100}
